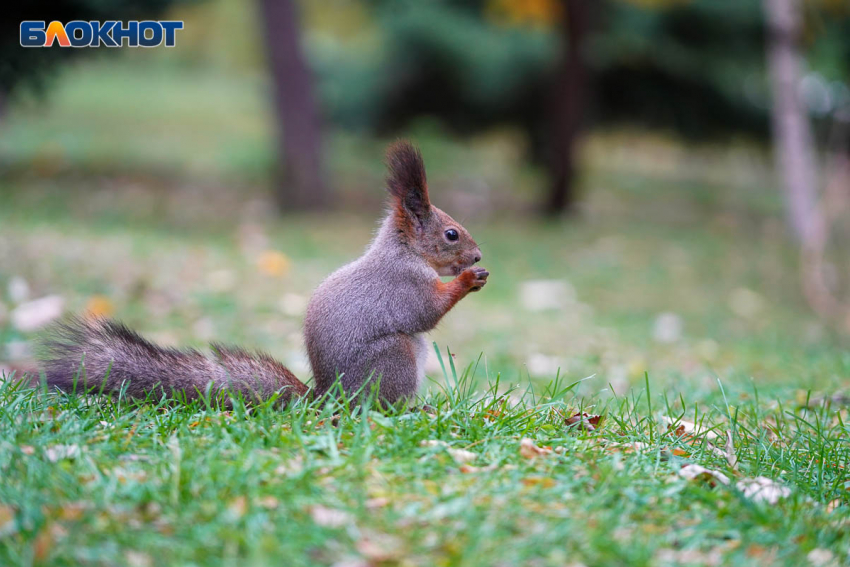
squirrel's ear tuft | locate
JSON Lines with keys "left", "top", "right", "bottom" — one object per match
{"left": 386, "top": 140, "right": 430, "bottom": 226}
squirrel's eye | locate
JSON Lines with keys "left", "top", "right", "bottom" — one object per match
{"left": 445, "top": 229, "right": 459, "bottom": 242}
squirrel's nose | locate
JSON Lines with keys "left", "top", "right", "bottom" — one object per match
{"left": 473, "top": 249, "right": 482, "bottom": 263}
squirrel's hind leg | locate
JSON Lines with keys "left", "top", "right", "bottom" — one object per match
{"left": 356, "top": 333, "right": 420, "bottom": 406}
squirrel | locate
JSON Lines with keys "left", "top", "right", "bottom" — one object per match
{"left": 39, "top": 140, "right": 488, "bottom": 407}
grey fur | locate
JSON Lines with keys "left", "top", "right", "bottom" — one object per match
{"left": 305, "top": 142, "right": 485, "bottom": 404}
{"left": 40, "top": 317, "right": 308, "bottom": 406}
{"left": 38, "top": 140, "right": 485, "bottom": 408}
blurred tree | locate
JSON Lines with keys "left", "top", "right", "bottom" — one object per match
{"left": 258, "top": 0, "right": 328, "bottom": 211}
{"left": 763, "top": 0, "right": 821, "bottom": 243}
{"left": 544, "top": 0, "right": 591, "bottom": 215}
{"left": 317, "top": 0, "right": 795, "bottom": 214}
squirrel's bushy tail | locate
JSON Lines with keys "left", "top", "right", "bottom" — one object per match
{"left": 40, "top": 317, "right": 309, "bottom": 406}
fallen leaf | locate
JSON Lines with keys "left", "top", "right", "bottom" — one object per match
{"left": 44, "top": 444, "right": 80, "bottom": 462}
{"left": 365, "top": 497, "right": 390, "bottom": 509}
{"left": 459, "top": 464, "right": 499, "bottom": 473}
{"left": 655, "top": 548, "right": 722, "bottom": 566}
{"left": 59, "top": 502, "right": 88, "bottom": 521}
{"left": 420, "top": 440, "right": 448, "bottom": 448}
{"left": 653, "top": 312, "right": 683, "bottom": 343}
{"left": 483, "top": 408, "right": 503, "bottom": 421}
{"left": 110, "top": 467, "right": 148, "bottom": 483}
{"left": 826, "top": 499, "right": 841, "bottom": 513}
{"left": 520, "top": 438, "right": 552, "bottom": 458}
{"left": 807, "top": 548, "right": 836, "bottom": 567}
{"left": 85, "top": 295, "right": 114, "bottom": 318}
{"left": 11, "top": 295, "right": 65, "bottom": 332}
{"left": 521, "top": 476, "right": 557, "bottom": 488}
{"left": 257, "top": 496, "right": 279, "bottom": 510}
{"left": 310, "top": 505, "right": 352, "bottom": 528}
{"left": 274, "top": 455, "right": 304, "bottom": 476}
{"left": 257, "top": 250, "right": 290, "bottom": 277}
{"left": 565, "top": 412, "right": 603, "bottom": 431}
{"left": 279, "top": 293, "right": 307, "bottom": 316}
{"left": 125, "top": 551, "right": 153, "bottom": 567}
{"left": 21, "top": 445, "right": 34, "bottom": 455}
{"left": 661, "top": 416, "right": 719, "bottom": 441}
{"left": 8, "top": 276, "right": 30, "bottom": 304}
{"left": 672, "top": 448, "right": 689, "bottom": 457}
{"left": 736, "top": 477, "right": 791, "bottom": 505}
{"left": 331, "top": 559, "right": 369, "bottom": 567}
{"left": 356, "top": 533, "right": 403, "bottom": 562}
{"left": 227, "top": 496, "right": 248, "bottom": 519}
{"left": 519, "top": 280, "right": 573, "bottom": 312}
{"left": 33, "top": 524, "right": 53, "bottom": 562}
{"left": 729, "top": 287, "right": 765, "bottom": 319}
{"left": 447, "top": 448, "right": 477, "bottom": 464}
{"left": 678, "top": 464, "right": 730, "bottom": 487}
{"left": 0, "top": 505, "right": 14, "bottom": 526}
{"left": 607, "top": 441, "right": 649, "bottom": 453}
{"left": 725, "top": 431, "right": 738, "bottom": 470}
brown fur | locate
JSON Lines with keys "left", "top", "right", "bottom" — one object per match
{"left": 434, "top": 269, "right": 489, "bottom": 318}
{"left": 386, "top": 140, "right": 429, "bottom": 230}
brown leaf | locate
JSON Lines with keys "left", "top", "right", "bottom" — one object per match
{"left": 0, "top": 505, "right": 14, "bottom": 527}
{"left": 607, "top": 441, "right": 649, "bottom": 454}
{"left": 58, "top": 502, "right": 88, "bottom": 521}
{"left": 356, "top": 534, "right": 403, "bottom": 562}
{"left": 519, "top": 438, "right": 552, "bottom": 458}
{"left": 565, "top": 412, "right": 603, "bottom": 431}
{"left": 365, "top": 497, "right": 390, "bottom": 509}
{"left": 661, "top": 416, "right": 719, "bottom": 441}
{"left": 227, "top": 496, "right": 248, "bottom": 519}
{"left": 459, "top": 464, "right": 499, "bottom": 473}
{"left": 310, "top": 505, "right": 352, "bottom": 528}
{"left": 484, "top": 408, "right": 503, "bottom": 421}
{"left": 521, "top": 476, "right": 557, "bottom": 488}
{"left": 678, "top": 464, "right": 731, "bottom": 487}
{"left": 256, "top": 496, "right": 279, "bottom": 510}
{"left": 33, "top": 524, "right": 53, "bottom": 562}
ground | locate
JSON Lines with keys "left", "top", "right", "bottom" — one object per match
{"left": 0, "top": 59, "right": 848, "bottom": 566}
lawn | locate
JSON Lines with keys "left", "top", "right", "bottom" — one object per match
{"left": 0, "top": 59, "right": 849, "bottom": 566}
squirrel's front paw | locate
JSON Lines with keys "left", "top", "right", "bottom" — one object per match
{"left": 462, "top": 266, "right": 489, "bottom": 292}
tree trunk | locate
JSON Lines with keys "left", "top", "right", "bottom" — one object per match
{"left": 762, "top": 0, "right": 822, "bottom": 243}
{"left": 542, "top": 0, "right": 590, "bottom": 216}
{"left": 0, "top": 90, "right": 7, "bottom": 126}
{"left": 258, "top": 0, "right": 328, "bottom": 211}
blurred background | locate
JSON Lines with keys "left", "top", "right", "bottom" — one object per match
{"left": 1, "top": 0, "right": 849, "bottom": 398}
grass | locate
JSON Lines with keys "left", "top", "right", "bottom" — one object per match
{"left": 0, "top": 355, "right": 848, "bottom": 566}
{"left": 1, "top": 57, "right": 850, "bottom": 565}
